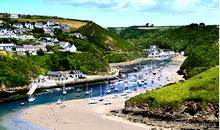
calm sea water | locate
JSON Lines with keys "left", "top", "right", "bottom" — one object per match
{"left": 0, "top": 59, "right": 171, "bottom": 130}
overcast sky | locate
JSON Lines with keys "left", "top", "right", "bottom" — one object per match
{"left": 0, "top": 0, "right": 218, "bottom": 27}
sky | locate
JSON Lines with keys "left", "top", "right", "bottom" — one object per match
{"left": 0, "top": 0, "right": 219, "bottom": 27}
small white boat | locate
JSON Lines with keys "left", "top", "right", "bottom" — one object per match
{"left": 85, "top": 91, "right": 90, "bottom": 95}
{"left": 56, "top": 99, "right": 62, "bottom": 104}
{"left": 104, "top": 99, "right": 111, "bottom": 105}
{"left": 99, "top": 97, "right": 105, "bottom": 101}
{"left": 20, "top": 102, "right": 25, "bottom": 106}
{"left": 106, "top": 89, "right": 111, "bottom": 94}
{"left": 28, "top": 96, "right": 35, "bottom": 102}
{"left": 114, "top": 87, "right": 118, "bottom": 91}
{"left": 88, "top": 99, "right": 98, "bottom": 104}
{"left": 62, "top": 89, "right": 67, "bottom": 95}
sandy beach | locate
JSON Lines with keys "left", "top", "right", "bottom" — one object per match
{"left": 22, "top": 55, "right": 186, "bottom": 130}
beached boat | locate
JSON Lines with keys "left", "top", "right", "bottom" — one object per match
{"left": 121, "top": 92, "right": 127, "bottom": 96}
{"left": 88, "top": 88, "right": 98, "bottom": 104}
{"left": 56, "top": 99, "right": 62, "bottom": 104}
{"left": 104, "top": 99, "right": 111, "bottom": 105}
{"left": 88, "top": 99, "right": 98, "bottom": 104}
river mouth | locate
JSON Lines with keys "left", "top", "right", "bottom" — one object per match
{"left": 0, "top": 59, "right": 172, "bottom": 130}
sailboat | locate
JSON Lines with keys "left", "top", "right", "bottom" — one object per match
{"left": 62, "top": 82, "right": 67, "bottom": 95}
{"left": 106, "top": 82, "right": 111, "bottom": 94}
{"left": 103, "top": 86, "right": 111, "bottom": 105}
{"left": 85, "top": 83, "right": 90, "bottom": 95}
{"left": 88, "top": 88, "right": 98, "bottom": 104}
{"left": 99, "top": 85, "right": 104, "bottom": 101}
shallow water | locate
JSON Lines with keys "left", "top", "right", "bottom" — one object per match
{"left": 0, "top": 59, "right": 171, "bottom": 130}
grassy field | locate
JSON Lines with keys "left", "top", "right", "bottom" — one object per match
{"left": 16, "top": 17, "right": 87, "bottom": 28}
{"left": 126, "top": 66, "right": 219, "bottom": 108}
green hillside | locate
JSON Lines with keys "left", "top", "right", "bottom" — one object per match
{"left": 115, "top": 24, "right": 219, "bottom": 78}
{"left": 126, "top": 66, "right": 219, "bottom": 108}
{"left": 78, "top": 22, "right": 134, "bottom": 51}
{"left": 0, "top": 52, "right": 41, "bottom": 87}
{"left": 0, "top": 17, "right": 145, "bottom": 88}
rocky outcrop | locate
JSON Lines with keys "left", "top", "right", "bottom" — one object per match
{"left": 109, "top": 101, "right": 219, "bottom": 129}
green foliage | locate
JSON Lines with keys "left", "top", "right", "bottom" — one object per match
{"left": 46, "top": 52, "right": 109, "bottom": 74}
{"left": 32, "top": 28, "right": 44, "bottom": 34}
{"left": 46, "top": 45, "right": 60, "bottom": 52}
{"left": 105, "top": 52, "right": 127, "bottom": 63}
{"left": 15, "top": 39, "right": 40, "bottom": 45}
{"left": 126, "top": 67, "right": 219, "bottom": 108}
{"left": 77, "top": 22, "right": 134, "bottom": 51}
{"left": 36, "top": 49, "right": 45, "bottom": 56}
{"left": 0, "top": 52, "right": 40, "bottom": 87}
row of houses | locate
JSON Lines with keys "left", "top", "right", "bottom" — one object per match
{"left": 145, "top": 45, "right": 176, "bottom": 58}
{"left": 11, "top": 20, "right": 70, "bottom": 31}
{"left": 0, "top": 41, "right": 77, "bottom": 55}
{"left": 48, "top": 70, "right": 85, "bottom": 81}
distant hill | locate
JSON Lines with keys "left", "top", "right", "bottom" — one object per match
{"left": 78, "top": 22, "right": 134, "bottom": 51}
{"left": 112, "top": 24, "right": 219, "bottom": 78}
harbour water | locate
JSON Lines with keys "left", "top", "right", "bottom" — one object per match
{"left": 0, "top": 59, "right": 171, "bottom": 130}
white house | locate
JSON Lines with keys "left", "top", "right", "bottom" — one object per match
{"left": 12, "top": 23, "right": 23, "bottom": 29}
{"left": 47, "top": 20, "right": 56, "bottom": 26}
{"left": 25, "top": 23, "right": 34, "bottom": 29}
{"left": 35, "top": 22, "right": 44, "bottom": 28}
{"left": 59, "top": 42, "right": 77, "bottom": 53}
{"left": 10, "top": 14, "right": 19, "bottom": 19}
{"left": 71, "top": 33, "right": 86, "bottom": 39}
{"left": 0, "top": 43, "right": 15, "bottom": 51}
{"left": 16, "top": 45, "right": 47, "bottom": 55}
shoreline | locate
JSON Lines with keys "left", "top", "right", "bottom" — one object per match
{"left": 0, "top": 56, "right": 171, "bottom": 103}
{"left": 20, "top": 55, "right": 186, "bottom": 130}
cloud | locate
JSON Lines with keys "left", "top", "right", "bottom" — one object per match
{"left": 47, "top": 0, "right": 157, "bottom": 10}
{"left": 47, "top": 0, "right": 218, "bottom": 14}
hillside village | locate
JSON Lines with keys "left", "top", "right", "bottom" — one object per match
{"left": 0, "top": 14, "right": 87, "bottom": 55}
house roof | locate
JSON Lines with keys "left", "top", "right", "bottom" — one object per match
{"left": 70, "top": 70, "right": 82, "bottom": 74}
{"left": 48, "top": 71, "right": 62, "bottom": 77}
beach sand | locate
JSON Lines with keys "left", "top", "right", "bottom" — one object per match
{"left": 22, "top": 55, "right": 186, "bottom": 130}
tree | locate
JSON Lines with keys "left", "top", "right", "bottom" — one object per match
{"left": 146, "top": 23, "right": 149, "bottom": 27}
{"left": 54, "top": 28, "right": 62, "bottom": 36}
{"left": 36, "top": 49, "right": 45, "bottom": 56}
{"left": 25, "top": 51, "right": 30, "bottom": 55}
{"left": 199, "top": 23, "right": 205, "bottom": 27}
{"left": 32, "top": 28, "right": 44, "bottom": 34}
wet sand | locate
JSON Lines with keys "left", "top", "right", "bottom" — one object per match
{"left": 22, "top": 55, "right": 186, "bottom": 130}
